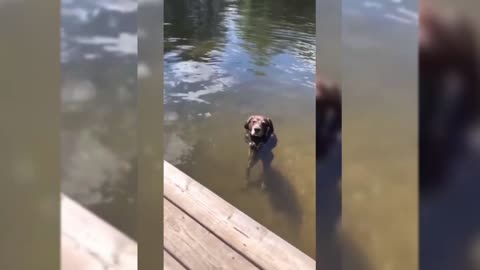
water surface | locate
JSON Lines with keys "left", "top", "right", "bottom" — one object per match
{"left": 164, "top": 0, "right": 316, "bottom": 257}
{"left": 61, "top": 0, "right": 137, "bottom": 239}
{"left": 342, "top": 0, "right": 418, "bottom": 269}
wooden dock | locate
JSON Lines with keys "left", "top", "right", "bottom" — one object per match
{"left": 61, "top": 194, "right": 137, "bottom": 270}
{"left": 164, "top": 161, "right": 316, "bottom": 270}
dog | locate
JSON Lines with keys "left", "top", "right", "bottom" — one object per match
{"left": 316, "top": 75, "right": 342, "bottom": 159}
{"left": 244, "top": 115, "right": 275, "bottom": 185}
{"left": 419, "top": 5, "right": 480, "bottom": 270}
{"left": 419, "top": 3, "right": 480, "bottom": 192}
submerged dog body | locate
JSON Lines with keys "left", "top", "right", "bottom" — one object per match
{"left": 244, "top": 115, "right": 275, "bottom": 183}
{"left": 316, "top": 76, "right": 342, "bottom": 159}
{"left": 419, "top": 4, "right": 480, "bottom": 191}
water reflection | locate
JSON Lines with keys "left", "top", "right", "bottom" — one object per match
{"left": 61, "top": 0, "right": 137, "bottom": 239}
{"left": 164, "top": 0, "right": 316, "bottom": 257}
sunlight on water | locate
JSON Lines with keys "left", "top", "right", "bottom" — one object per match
{"left": 164, "top": 0, "right": 316, "bottom": 257}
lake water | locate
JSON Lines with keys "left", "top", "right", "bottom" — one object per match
{"left": 164, "top": 0, "right": 317, "bottom": 258}
{"left": 59, "top": 0, "right": 480, "bottom": 269}
{"left": 61, "top": 0, "right": 137, "bottom": 239}
{"left": 342, "top": 0, "right": 418, "bottom": 269}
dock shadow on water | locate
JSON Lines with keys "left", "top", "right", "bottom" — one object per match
{"left": 164, "top": 0, "right": 316, "bottom": 257}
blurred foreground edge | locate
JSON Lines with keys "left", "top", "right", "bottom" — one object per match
{"left": 419, "top": 1, "right": 480, "bottom": 195}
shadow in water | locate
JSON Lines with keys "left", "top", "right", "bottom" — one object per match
{"left": 89, "top": 158, "right": 137, "bottom": 240}
{"left": 262, "top": 166, "right": 303, "bottom": 228}
{"left": 246, "top": 133, "right": 278, "bottom": 173}
{"left": 316, "top": 140, "right": 374, "bottom": 270}
{"left": 246, "top": 134, "right": 303, "bottom": 228}
{"left": 316, "top": 139, "right": 342, "bottom": 269}
{"left": 315, "top": 139, "right": 373, "bottom": 270}
{"left": 341, "top": 232, "right": 374, "bottom": 270}
{"left": 420, "top": 149, "right": 480, "bottom": 270}
{"left": 317, "top": 142, "right": 373, "bottom": 270}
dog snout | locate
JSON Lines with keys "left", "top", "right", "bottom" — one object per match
{"left": 250, "top": 122, "right": 262, "bottom": 135}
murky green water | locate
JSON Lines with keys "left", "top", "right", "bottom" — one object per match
{"left": 342, "top": 0, "right": 418, "bottom": 269}
{"left": 340, "top": 1, "right": 480, "bottom": 270}
{"left": 61, "top": 0, "right": 137, "bottom": 239}
{"left": 164, "top": 0, "right": 317, "bottom": 257}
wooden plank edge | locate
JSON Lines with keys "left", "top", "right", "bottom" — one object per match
{"left": 164, "top": 250, "right": 188, "bottom": 270}
{"left": 163, "top": 160, "right": 315, "bottom": 270}
{"left": 61, "top": 193, "right": 137, "bottom": 270}
{"left": 164, "top": 199, "right": 259, "bottom": 270}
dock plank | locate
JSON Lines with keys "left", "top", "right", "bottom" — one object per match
{"left": 164, "top": 199, "right": 259, "bottom": 270}
{"left": 61, "top": 194, "right": 137, "bottom": 270}
{"left": 164, "top": 250, "right": 187, "bottom": 270}
{"left": 164, "top": 161, "right": 315, "bottom": 270}
{"left": 62, "top": 235, "right": 105, "bottom": 270}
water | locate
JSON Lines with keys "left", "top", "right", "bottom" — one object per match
{"left": 339, "top": 1, "right": 480, "bottom": 269}
{"left": 61, "top": 0, "right": 137, "bottom": 239}
{"left": 164, "top": 0, "right": 317, "bottom": 257}
{"left": 342, "top": 0, "right": 418, "bottom": 269}
{"left": 45, "top": 0, "right": 480, "bottom": 268}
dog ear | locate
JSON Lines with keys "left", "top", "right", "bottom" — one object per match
{"left": 265, "top": 118, "right": 274, "bottom": 133}
{"left": 244, "top": 116, "right": 254, "bottom": 130}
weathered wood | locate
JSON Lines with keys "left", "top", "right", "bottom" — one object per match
{"left": 164, "top": 199, "right": 259, "bottom": 270}
{"left": 62, "top": 235, "right": 105, "bottom": 270}
{"left": 61, "top": 194, "right": 137, "bottom": 270}
{"left": 164, "top": 161, "right": 316, "bottom": 270}
{"left": 164, "top": 250, "right": 187, "bottom": 270}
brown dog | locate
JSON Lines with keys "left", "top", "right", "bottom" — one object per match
{"left": 244, "top": 115, "right": 275, "bottom": 182}
{"left": 419, "top": 3, "right": 479, "bottom": 191}
{"left": 316, "top": 76, "right": 342, "bottom": 159}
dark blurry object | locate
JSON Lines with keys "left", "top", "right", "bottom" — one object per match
{"left": 419, "top": 3, "right": 480, "bottom": 193}
{"left": 315, "top": 75, "right": 342, "bottom": 269}
{"left": 316, "top": 76, "right": 342, "bottom": 160}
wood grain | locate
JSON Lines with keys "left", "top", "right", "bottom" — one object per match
{"left": 164, "top": 199, "right": 259, "bottom": 270}
{"left": 164, "top": 250, "right": 187, "bottom": 270}
{"left": 164, "top": 161, "right": 315, "bottom": 270}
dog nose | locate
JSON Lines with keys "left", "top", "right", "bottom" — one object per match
{"left": 254, "top": 127, "right": 260, "bottom": 132}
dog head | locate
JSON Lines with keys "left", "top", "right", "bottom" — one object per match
{"left": 316, "top": 76, "right": 341, "bottom": 134}
{"left": 244, "top": 115, "right": 273, "bottom": 138}
{"left": 316, "top": 76, "right": 340, "bottom": 102}
{"left": 420, "top": 4, "right": 477, "bottom": 68}
{"left": 420, "top": 4, "right": 479, "bottom": 140}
